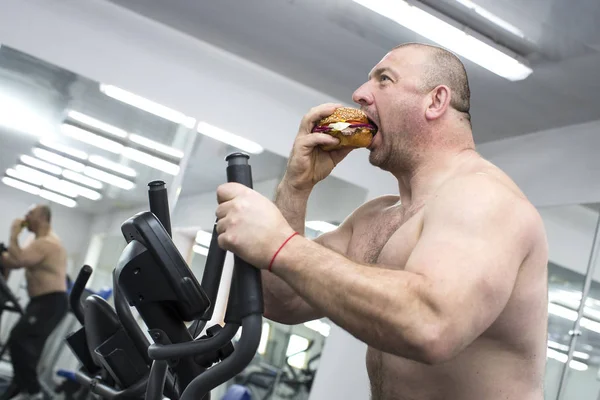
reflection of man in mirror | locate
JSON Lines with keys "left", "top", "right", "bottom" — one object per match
{"left": 0, "top": 204, "right": 69, "bottom": 400}
{"left": 215, "top": 43, "right": 548, "bottom": 400}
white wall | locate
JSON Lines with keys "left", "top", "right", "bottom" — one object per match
{"left": 309, "top": 325, "right": 370, "bottom": 400}
{"left": 539, "top": 205, "right": 600, "bottom": 276}
{"left": 478, "top": 119, "right": 600, "bottom": 208}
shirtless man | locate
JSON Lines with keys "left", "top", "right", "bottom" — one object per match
{"left": 214, "top": 43, "right": 549, "bottom": 399}
{"left": 1, "top": 204, "right": 69, "bottom": 400}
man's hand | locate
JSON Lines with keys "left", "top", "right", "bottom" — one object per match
{"left": 10, "top": 218, "right": 25, "bottom": 238}
{"left": 216, "top": 183, "right": 297, "bottom": 269}
{"left": 283, "top": 103, "right": 355, "bottom": 192}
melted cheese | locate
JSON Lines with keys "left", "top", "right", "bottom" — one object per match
{"left": 328, "top": 122, "right": 352, "bottom": 131}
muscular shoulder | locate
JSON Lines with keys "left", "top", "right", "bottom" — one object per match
{"left": 429, "top": 172, "right": 544, "bottom": 256}
{"left": 33, "top": 236, "right": 64, "bottom": 254}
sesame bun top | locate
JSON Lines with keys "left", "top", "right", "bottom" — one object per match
{"left": 317, "top": 107, "right": 369, "bottom": 126}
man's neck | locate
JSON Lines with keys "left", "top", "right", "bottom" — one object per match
{"left": 35, "top": 225, "right": 51, "bottom": 238}
{"left": 395, "top": 148, "right": 477, "bottom": 209}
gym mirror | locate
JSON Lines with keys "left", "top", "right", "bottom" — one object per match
{"left": 0, "top": 44, "right": 370, "bottom": 400}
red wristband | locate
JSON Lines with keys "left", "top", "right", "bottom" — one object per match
{"left": 268, "top": 232, "right": 299, "bottom": 272}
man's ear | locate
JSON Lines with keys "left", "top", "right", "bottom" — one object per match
{"left": 424, "top": 85, "right": 451, "bottom": 121}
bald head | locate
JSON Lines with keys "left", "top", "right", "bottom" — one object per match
{"left": 393, "top": 43, "right": 471, "bottom": 123}
{"left": 37, "top": 205, "right": 52, "bottom": 223}
{"left": 25, "top": 204, "right": 52, "bottom": 234}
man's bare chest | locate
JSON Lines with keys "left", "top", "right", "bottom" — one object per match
{"left": 347, "top": 207, "right": 424, "bottom": 266}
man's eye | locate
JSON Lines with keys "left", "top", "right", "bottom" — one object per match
{"left": 380, "top": 75, "right": 391, "bottom": 82}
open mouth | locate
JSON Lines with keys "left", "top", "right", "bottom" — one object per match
{"left": 367, "top": 118, "right": 379, "bottom": 136}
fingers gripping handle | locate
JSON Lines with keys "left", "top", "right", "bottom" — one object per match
{"left": 224, "top": 153, "right": 264, "bottom": 320}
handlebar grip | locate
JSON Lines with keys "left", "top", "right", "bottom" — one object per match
{"left": 148, "top": 181, "right": 172, "bottom": 238}
{"left": 225, "top": 153, "right": 264, "bottom": 319}
{"left": 70, "top": 265, "right": 93, "bottom": 325}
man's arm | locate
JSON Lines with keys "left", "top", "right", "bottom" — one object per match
{"left": 6, "top": 238, "right": 48, "bottom": 269}
{"left": 263, "top": 181, "right": 353, "bottom": 324}
{"left": 1, "top": 252, "right": 22, "bottom": 270}
{"left": 271, "top": 175, "right": 536, "bottom": 364}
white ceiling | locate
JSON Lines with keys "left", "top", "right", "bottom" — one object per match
{"left": 107, "top": 0, "right": 600, "bottom": 144}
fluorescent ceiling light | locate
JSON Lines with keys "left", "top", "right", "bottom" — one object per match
{"left": 548, "top": 303, "right": 577, "bottom": 321}
{"left": 32, "top": 148, "right": 86, "bottom": 173}
{"left": 122, "top": 147, "right": 180, "bottom": 176}
{"left": 546, "top": 342, "right": 589, "bottom": 360}
{"left": 83, "top": 166, "right": 135, "bottom": 190}
{"left": 89, "top": 155, "right": 137, "bottom": 177}
{"left": 62, "top": 170, "right": 103, "bottom": 190}
{"left": 305, "top": 221, "right": 338, "bottom": 233}
{"left": 42, "top": 179, "right": 79, "bottom": 198}
{"left": 55, "top": 180, "right": 101, "bottom": 201}
{"left": 303, "top": 319, "right": 331, "bottom": 337}
{"left": 193, "top": 244, "right": 209, "bottom": 256}
{"left": 39, "top": 189, "right": 77, "bottom": 208}
{"left": 99, "top": 84, "right": 196, "bottom": 128}
{"left": 195, "top": 230, "right": 213, "bottom": 247}
{"left": 6, "top": 168, "right": 44, "bottom": 186}
{"left": 547, "top": 340, "right": 569, "bottom": 352}
{"left": 574, "top": 351, "right": 590, "bottom": 360}
{"left": 61, "top": 124, "right": 124, "bottom": 154}
{"left": 76, "top": 187, "right": 101, "bottom": 201}
{"left": 197, "top": 122, "right": 264, "bottom": 154}
{"left": 129, "top": 134, "right": 184, "bottom": 159}
{"left": 39, "top": 139, "right": 88, "bottom": 160}
{"left": 20, "top": 155, "right": 62, "bottom": 175}
{"left": 67, "top": 110, "right": 128, "bottom": 138}
{"left": 454, "top": 0, "right": 525, "bottom": 38}
{"left": 14, "top": 165, "right": 59, "bottom": 185}
{"left": 580, "top": 318, "right": 600, "bottom": 334}
{"left": 353, "top": 0, "right": 532, "bottom": 81}
{"left": 548, "top": 303, "right": 600, "bottom": 334}
{"left": 0, "top": 93, "right": 54, "bottom": 138}
{"left": 9, "top": 166, "right": 99, "bottom": 200}
{"left": 550, "top": 298, "right": 600, "bottom": 323}
{"left": 2, "top": 177, "right": 41, "bottom": 196}
{"left": 546, "top": 349, "right": 588, "bottom": 371}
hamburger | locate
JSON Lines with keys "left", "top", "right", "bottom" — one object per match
{"left": 312, "top": 107, "right": 377, "bottom": 151}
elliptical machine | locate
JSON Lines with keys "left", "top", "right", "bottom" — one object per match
{"left": 64, "top": 152, "right": 263, "bottom": 399}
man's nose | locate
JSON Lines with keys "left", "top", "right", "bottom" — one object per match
{"left": 352, "top": 82, "right": 374, "bottom": 107}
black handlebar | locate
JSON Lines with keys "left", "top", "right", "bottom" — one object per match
{"left": 148, "top": 322, "right": 239, "bottom": 360}
{"left": 178, "top": 152, "right": 264, "bottom": 399}
{"left": 224, "top": 153, "right": 264, "bottom": 322}
{"left": 199, "top": 223, "right": 227, "bottom": 321}
{"left": 148, "top": 181, "right": 172, "bottom": 237}
{"left": 70, "top": 264, "right": 93, "bottom": 324}
{"left": 180, "top": 315, "right": 262, "bottom": 400}
{"left": 74, "top": 370, "right": 147, "bottom": 399}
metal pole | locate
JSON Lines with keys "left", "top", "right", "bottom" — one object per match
{"left": 557, "top": 212, "right": 600, "bottom": 400}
